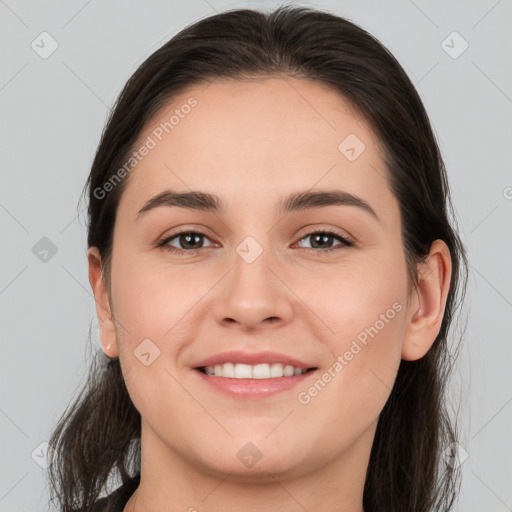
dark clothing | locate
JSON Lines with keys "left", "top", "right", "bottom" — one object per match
{"left": 89, "top": 473, "right": 140, "bottom": 512}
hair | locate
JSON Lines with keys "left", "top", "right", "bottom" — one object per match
{"left": 47, "top": 5, "right": 468, "bottom": 512}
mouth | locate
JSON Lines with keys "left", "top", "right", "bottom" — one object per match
{"left": 196, "top": 362, "right": 317, "bottom": 379}
{"left": 191, "top": 351, "right": 318, "bottom": 399}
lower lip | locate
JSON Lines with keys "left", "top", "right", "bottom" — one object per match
{"left": 194, "top": 369, "right": 317, "bottom": 399}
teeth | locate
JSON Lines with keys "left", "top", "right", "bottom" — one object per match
{"left": 235, "top": 363, "right": 252, "bottom": 379}
{"left": 203, "top": 362, "right": 307, "bottom": 378}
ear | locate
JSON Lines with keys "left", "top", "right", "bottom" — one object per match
{"left": 87, "top": 247, "right": 119, "bottom": 358}
{"left": 402, "top": 239, "right": 452, "bottom": 361}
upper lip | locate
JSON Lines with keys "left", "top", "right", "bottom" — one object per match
{"left": 192, "top": 351, "right": 316, "bottom": 370}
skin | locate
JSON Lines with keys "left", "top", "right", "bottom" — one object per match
{"left": 88, "top": 76, "right": 452, "bottom": 512}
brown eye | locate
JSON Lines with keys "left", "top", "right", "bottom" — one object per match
{"left": 295, "top": 230, "right": 353, "bottom": 252}
{"left": 157, "top": 228, "right": 353, "bottom": 255}
{"left": 158, "top": 231, "right": 214, "bottom": 254}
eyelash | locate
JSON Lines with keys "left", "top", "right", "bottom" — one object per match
{"left": 156, "top": 228, "right": 354, "bottom": 255}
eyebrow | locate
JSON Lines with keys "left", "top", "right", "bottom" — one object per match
{"left": 136, "top": 188, "right": 379, "bottom": 221}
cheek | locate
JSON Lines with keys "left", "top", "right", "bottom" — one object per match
{"left": 300, "top": 258, "right": 407, "bottom": 346}
{"left": 111, "top": 255, "right": 205, "bottom": 344}
{"left": 293, "top": 295, "right": 406, "bottom": 457}
{"left": 111, "top": 263, "right": 201, "bottom": 432}
{"left": 110, "top": 257, "right": 215, "bottom": 413}
{"left": 295, "top": 261, "right": 407, "bottom": 414}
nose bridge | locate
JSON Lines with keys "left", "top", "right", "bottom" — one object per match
{"left": 211, "top": 231, "right": 294, "bottom": 330}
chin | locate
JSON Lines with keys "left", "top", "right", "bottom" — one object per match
{"left": 188, "top": 431, "right": 309, "bottom": 481}
{"left": 201, "top": 452, "right": 305, "bottom": 483}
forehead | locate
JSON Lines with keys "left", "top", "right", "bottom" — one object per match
{"left": 117, "top": 76, "right": 395, "bottom": 222}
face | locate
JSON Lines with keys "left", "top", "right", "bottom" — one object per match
{"left": 102, "top": 77, "right": 413, "bottom": 480}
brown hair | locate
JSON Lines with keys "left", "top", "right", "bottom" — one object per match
{"left": 47, "top": 5, "right": 468, "bottom": 511}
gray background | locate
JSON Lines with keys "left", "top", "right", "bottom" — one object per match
{"left": 1, "top": 1, "right": 511, "bottom": 511}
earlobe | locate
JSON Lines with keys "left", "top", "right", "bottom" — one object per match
{"left": 402, "top": 240, "right": 452, "bottom": 361}
{"left": 87, "top": 247, "right": 119, "bottom": 358}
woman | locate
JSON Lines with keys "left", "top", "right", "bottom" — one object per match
{"left": 48, "top": 5, "right": 467, "bottom": 512}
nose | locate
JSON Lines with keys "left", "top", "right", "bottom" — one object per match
{"left": 211, "top": 248, "right": 294, "bottom": 332}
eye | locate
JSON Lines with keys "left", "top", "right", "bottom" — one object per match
{"left": 294, "top": 229, "right": 353, "bottom": 252}
{"left": 156, "top": 228, "right": 353, "bottom": 255}
{"left": 157, "top": 230, "right": 215, "bottom": 254}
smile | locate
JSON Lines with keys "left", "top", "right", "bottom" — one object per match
{"left": 198, "top": 362, "right": 315, "bottom": 378}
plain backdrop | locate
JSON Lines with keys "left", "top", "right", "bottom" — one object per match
{"left": 1, "top": 1, "right": 511, "bottom": 511}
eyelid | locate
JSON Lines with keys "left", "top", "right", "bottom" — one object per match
{"left": 156, "top": 225, "right": 217, "bottom": 248}
{"left": 157, "top": 224, "right": 215, "bottom": 242}
{"left": 294, "top": 225, "right": 354, "bottom": 244}
{"left": 157, "top": 225, "right": 355, "bottom": 253}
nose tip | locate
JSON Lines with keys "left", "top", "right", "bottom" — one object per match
{"left": 211, "top": 248, "right": 295, "bottom": 332}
